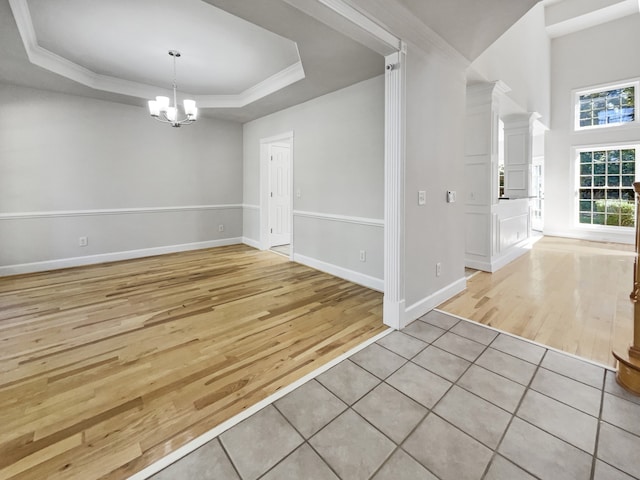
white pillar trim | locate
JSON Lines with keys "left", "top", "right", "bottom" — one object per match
{"left": 383, "top": 47, "right": 407, "bottom": 330}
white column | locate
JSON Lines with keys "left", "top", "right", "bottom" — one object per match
{"left": 383, "top": 46, "right": 406, "bottom": 329}
{"left": 503, "top": 113, "right": 538, "bottom": 199}
{"left": 464, "top": 82, "right": 509, "bottom": 271}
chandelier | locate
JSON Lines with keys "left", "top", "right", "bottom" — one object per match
{"left": 148, "top": 50, "right": 197, "bottom": 127}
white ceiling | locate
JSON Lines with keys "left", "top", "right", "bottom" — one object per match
{"left": 392, "top": 0, "right": 541, "bottom": 61}
{"left": 2, "top": 0, "right": 571, "bottom": 122}
{"left": 27, "top": 0, "right": 301, "bottom": 95}
{"left": 1, "top": 0, "right": 385, "bottom": 122}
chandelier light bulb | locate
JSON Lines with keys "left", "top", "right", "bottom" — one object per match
{"left": 148, "top": 51, "right": 197, "bottom": 127}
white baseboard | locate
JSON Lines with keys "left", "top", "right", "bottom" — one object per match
{"left": 464, "top": 259, "right": 492, "bottom": 271}
{"left": 488, "top": 241, "right": 531, "bottom": 273}
{"left": 466, "top": 234, "right": 541, "bottom": 273}
{"left": 403, "top": 277, "right": 467, "bottom": 329}
{"left": 293, "top": 253, "right": 384, "bottom": 292}
{"left": 544, "top": 228, "right": 633, "bottom": 245}
{"left": 0, "top": 238, "right": 243, "bottom": 276}
{"left": 241, "top": 237, "right": 262, "bottom": 250}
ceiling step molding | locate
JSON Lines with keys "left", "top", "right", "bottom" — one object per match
{"left": 545, "top": 0, "right": 639, "bottom": 38}
{"left": 8, "top": 0, "right": 306, "bottom": 108}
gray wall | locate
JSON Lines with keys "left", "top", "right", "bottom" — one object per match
{"left": 243, "top": 76, "right": 384, "bottom": 282}
{"left": 404, "top": 46, "right": 467, "bottom": 308}
{"left": 0, "top": 83, "right": 243, "bottom": 270}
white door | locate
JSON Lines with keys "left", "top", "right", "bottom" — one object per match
{"left": 269, "top": 143, "right": 291, "bottom": 247}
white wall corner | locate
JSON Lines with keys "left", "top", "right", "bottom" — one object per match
{"left": 242, "top": 237, "right": 262, "bottom": 250}
{"left": 402, "top": 277, "right": 467, "bottom": 329}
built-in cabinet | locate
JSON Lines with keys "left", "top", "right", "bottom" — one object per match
{"left": 464, "top": 82, "right": 541, "bottom": 272}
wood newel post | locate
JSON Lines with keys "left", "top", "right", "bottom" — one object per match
{"left": 632, "top": 182, "right": 640, "bottom": 353}
{"left": 612, "top": 182, "right": 640, "bottom": 394}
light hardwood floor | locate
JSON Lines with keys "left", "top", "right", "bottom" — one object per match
{"left": 0, "top": 245, "right": 385, "bottom": 480}
{"left": 439, "top": 236, "right": 635, "bottom": 367}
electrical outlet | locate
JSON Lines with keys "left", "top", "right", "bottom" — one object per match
{"left": 436, "top": 262, "right": 442, "bottom": 277}
{"left": 359, "top": 250, "right": 366, "bottom": 262}
{"left": 78, "top": 236, "right": 88, "bottom": 247}
{"left": 418, "top": 190, "right": 426, "bottom": 206}
{"left": 218, "top": 224, "right": 224, "bottom": 232}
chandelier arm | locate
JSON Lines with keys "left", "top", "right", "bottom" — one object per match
{"left": 148, "top": 49, "right": 197, "bottom": 128}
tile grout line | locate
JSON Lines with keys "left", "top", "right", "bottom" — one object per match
{"left": 433, "top": 308, "right": 616, "bottom": 371}
{"left": 366, "top": 317, "right": 466, "bottom": 480}
{"left": 387, "top": 325, "right": 495, "bottom": 480}
{"left": 217, "top": 437, "right": 245, "bottom": 480}
{"left": 589, "top": 369, "right": 607, "bottom": 480}
{"left": 130, "top": 328, "right": 393, "bottom": 480}
{"left": 268, "top": 401, "right": 344, "bottom": 480}
{"left": 479, "top": 348, "right": 550, "bottom": 480}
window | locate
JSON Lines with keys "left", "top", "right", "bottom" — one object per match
{"left": 575, "top": 82, "right": 637, "bottom": 130}
{"left": 578, "top": 147, "right": 637, "bottom": 227}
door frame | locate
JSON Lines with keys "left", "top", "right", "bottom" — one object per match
{"left": 260, "top": 131, "right": 294, "bottom": 258}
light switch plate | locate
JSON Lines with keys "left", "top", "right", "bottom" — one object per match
{"left": 446, "top": 191, "right": 456, "bottom": 203}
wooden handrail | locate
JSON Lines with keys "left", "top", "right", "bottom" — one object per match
{"left": 612, "top": 182, "right": 640, "bottom": 394}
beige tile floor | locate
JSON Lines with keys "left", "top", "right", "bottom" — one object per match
{"left": 149, "top": 310, "right": 640, "bottom": 480}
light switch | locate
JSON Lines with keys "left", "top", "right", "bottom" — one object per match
{"left": 418, "top": 190, "right": 426, "bottom": 206}
{"left": 296, "top": 188, "right": 301, "bottom": 198}
{"left": 447, "top": 191, "right": 456, "bottom": 203}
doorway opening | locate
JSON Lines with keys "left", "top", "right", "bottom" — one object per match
{"left": 260, "top": 132, "right": 293, "bottom": 259}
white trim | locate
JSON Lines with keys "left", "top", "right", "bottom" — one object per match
{"left": 543, "top": 228, "right": 634, "bottom": 245}
{"left": 314, "top": 0, "right": 401, "bottom": 51}
{"left": 242, "top": 204, "right": 260, "bottom": 211}
{"left": 293, "top": 253, "right": 384, "bottom": 292}
{"left": 464, "top": 259, "right": 492, "bottom": 272}
{"left": 241, "top": 237, "right": 262, "bottom": 250}
{"left": 383, "top": 48, "right": 406, "bottom": 330}
{"left": 280, "top": 0, "right": 399, "bottom": 56}
{"left": 8, "top": 0, "right": 306, "bottom": 108}
{"left": 433, "top": 309, "right": 615, "bottom": 372}
{"left": 0, "top": 238, "right": 242, "bottom": 276}
{"left": 259, "top": 131, "right": 296, "bottom": 145}
{"left": 403, "top": 277, "right": 466, "bottom": 329}
{"left": 0, "top": 204, "right": 243, "bottom": 220}
{"left": 197, "top": 62, "right": 306, "bottom": 108}
{"left": 127, "top": 327, "right": 392, "bottom": 480}
{"left": 466, "top": 234, "right": 541, "bottom": 273}
{"left": 489, "top": 236, "right": 534, "bottom": 272}
{"left": 293, "top": 210, "right": 383, "bottom": 227}
{"left": 344, "top": 0, "right": 466, "bottom": 66}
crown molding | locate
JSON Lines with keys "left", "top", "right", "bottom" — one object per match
{"left": 282, "top": 0, "right": 400, "bottom": 55}
{"left": 8, "top": 0, "right": 306, "bottom": 108}
{"left": 342, "top": 0, "right": 468, "bottom": 68}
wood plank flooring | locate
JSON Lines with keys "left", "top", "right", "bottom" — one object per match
{"left": 0, "top": 245, "right": 385, "bottom": 480}
{"left": 439, "top": 236, "right": 635, "bottom": 367}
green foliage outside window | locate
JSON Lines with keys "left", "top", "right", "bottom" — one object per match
{"left": 578, "top": 147, "right": 636, "bottom": 227}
